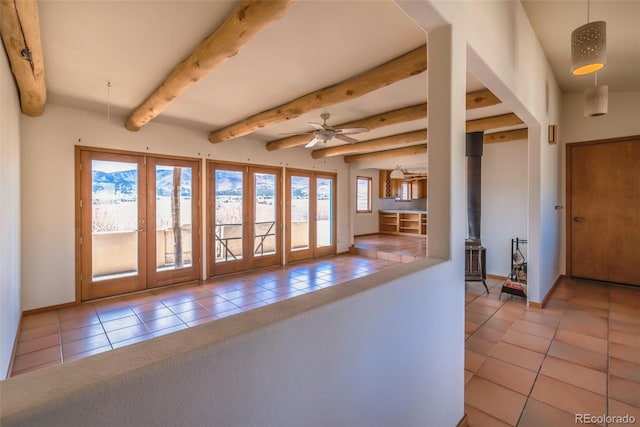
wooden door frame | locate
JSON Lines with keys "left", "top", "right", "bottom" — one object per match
{"left": 286, "top": 169, "right": 314, "bottom": 263}
{"left": 77, "top": 149, "right": 148, "bottom": 301}
{"left": 206, "top": 160, "right": 283, "bottom": 278}
{"left": 207, "top": 161, "right": 249, "bottom": 277}
{"left": 285, "top": 168, "right": 337, "bottom": 263}
{"left": 146, "top": 157, "right": 201, "bottom": 288}
{"left": 248, "top": 165, "right": 283, "bottom": 270}
{"left": 314, "top": 172, "right": 338, "bottom": 258}
{"left": 565, "top": 134, "right": 640, "bottom": 278}
{"left": 76, "top": 146, "right": 202, "bottom": 301}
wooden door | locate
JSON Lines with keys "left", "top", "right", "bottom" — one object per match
{"left": 146, "top": 157, "right": 201, "bottom": 288}
{"left": 285, "top": 169, "right": 337, "bottom": 263}
{"left": 78, "top": 149, "right": 202, "bottom": 300}
{"left": 568, "top": 137, "right": 640, "bottom": 285}
{"left": 79, "top": 150, "right": 148, "bottom": 300}
{"left": 207, "top": 162, "right": 282, "bottom": 277}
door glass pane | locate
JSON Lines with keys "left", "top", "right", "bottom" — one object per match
{"left": 155, "top": 166, "right": 192, "bottom": 271}
{"left": 316, "top": 177, "right": 333, "bottom": 248}
{"left": 254, "top": 172, "right": 276, "bottom": 257}
{"left": 291, "top": 176, "right": 310, "bottom": 251}
{"left": 91, "top": 160, "right": 138, "bottom": 281}
{"left": 215, "top": 169, "right": 243, "bottom": 262}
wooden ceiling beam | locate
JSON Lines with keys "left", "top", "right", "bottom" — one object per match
{"left": 209, "top": 45, "right": 427, "bottom": 143}
{"left": 466, "top": 113, "right": 523, "bottom": 132}
{"left": 344, "top": 144, "right": 427, "bottom": 163}
{"left": 312, "top": 112, "right": 525, "bottom": 159}
{"left": 483, "top": 128, "right": 528, "bottom": 144}
{"left": 266, "top": 88, "right": 501, "bottom": 152}
{"left": 266, "top": 103, "right": 428, "bottom": 151}
{"left": 0, "top": 0, "right": 46, "bottom": 116}
{"left": 312, "top": 129, "right": 427, "bottom": 159}
{"left": 466, "top": 89, "right": 501, "bottom": 109}
{"left": 124, "top": 0, "right": 296, "bottom": 132}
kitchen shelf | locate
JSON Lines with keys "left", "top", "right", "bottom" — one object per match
{"left": 379, "top": 211, "right": 427, "bottom": 236}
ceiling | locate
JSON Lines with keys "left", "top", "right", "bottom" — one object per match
{"left": 522, "top": 0, "right": 640, "bottom": 93}
{"left": 27, "top": 1, "right": 635, "bottom": 170}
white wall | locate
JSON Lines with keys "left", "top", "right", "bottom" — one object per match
{"left": 1, "top": 260, "right": 464, "bottom": 427}
{"left": 351, "top": 168, "right": 380, "bottom": 236}
{"left": 482, "top": 139, "right": 528, "bottom": 275}
{"left": 20, "top": 104, "right": 349, "bottom": 310}
{"left": 0, "top": 44, "right": 22, "bottom": 378}
{"left": 399, "top": 0, "right": 563, "bottom": 303}
{"left": 561, "top": 91, "right": 640, "bottom": 144}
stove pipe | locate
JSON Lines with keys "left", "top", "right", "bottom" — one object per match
{"left": 466, "top": 131, "right": 484, "bottom": 245}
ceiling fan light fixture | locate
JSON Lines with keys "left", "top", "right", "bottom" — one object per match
{"left": 570, "top": 0, "right": 606, "bottom": 76}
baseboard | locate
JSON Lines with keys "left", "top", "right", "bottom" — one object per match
{"left": 528, "top": 275, "right": 565, "bottom": 308}
{"left": 353, "top": 232, "right": 379, "bottom": 237}
{"left": 487, "top": 273, "right": 507, "bottom": 281}
{"left": 23, "top": 301, "right": 77, "bottom": 316}
{"left": 457, "top": 413, "right": 469, "bottom": 427}
{"left": 5, "top": 313, "right": 23, "bottom": 379}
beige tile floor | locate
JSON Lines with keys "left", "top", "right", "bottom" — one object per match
{"left": 465, "top": 277, "right": 640, "bottom": 427}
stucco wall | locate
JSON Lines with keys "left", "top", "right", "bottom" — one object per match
{"left": 0, "top": 42, "right": 22, "bottom": 378}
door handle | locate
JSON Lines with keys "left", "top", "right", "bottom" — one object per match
{"left": 573, "top": 217, "right": 584, "bottom": 222}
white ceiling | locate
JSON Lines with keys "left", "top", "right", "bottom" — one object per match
{"left": 36, "top": 0, "right": 635, "bottom": 170}
{"left": 522, "top": 0, "right": 640, "bottom": 93}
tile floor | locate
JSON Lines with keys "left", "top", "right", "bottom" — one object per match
{"left": 352, "top": 234, "right": 427, "bottom": 261}
{"left": 10, "top": 254, "right": 399, "bottom": 377}
{"left": 465, "top": 277, "right": 640, "bottom": 426}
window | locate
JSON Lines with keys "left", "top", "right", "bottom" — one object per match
{"left": 356, "top": 176, "right": 372, "bottom": 213}
{"left": 398, "top": 181, "right": 411, "bottom": 201}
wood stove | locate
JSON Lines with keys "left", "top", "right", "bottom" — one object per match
{"left": 465, "top": 131, "right": 488, "bottom": 293}
{"left": 465, "top": 242, "right": 488, "bottom": 293}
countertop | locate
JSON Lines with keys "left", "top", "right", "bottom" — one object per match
{"left": 379, "top": 209, "right": 427, "bottom": 214}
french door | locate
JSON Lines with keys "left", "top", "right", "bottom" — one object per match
{"left": 208, "top": 161, "right": 282, "bottom": 277}
{"left": 77, "top": 148, "right": 201, "bottom": 301}
{"left": 285, "top": 169, "right": 337, "bottom": 263}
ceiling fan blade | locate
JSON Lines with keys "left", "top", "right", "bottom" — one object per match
{"left": 309, "top": 122, "right": 325, "bottom": 131}
{"left": 305, "top": 135, "right": 323, "bottom": 148}
{"left": 277, "top": 131, "right": 315, "bottom": 136}
{"left": 334, "top": 134, "right": 359, "bottom": 144}
{"left": 334, "top": 127, "right": 369, "bottom": 134}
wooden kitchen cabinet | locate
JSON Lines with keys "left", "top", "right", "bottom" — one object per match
{"left": 411, "top": 179, "right": 427, "bottom": 199}
{"left": 378, "top": 170, "right": 401, "bottom": 199}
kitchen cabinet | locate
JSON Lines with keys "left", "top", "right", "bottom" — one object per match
{"left": 379, "top": 170, "right": 426, "bottom": 200}
{"left": 379, "top": 211, "right": 398, "bottom": 233}
{"left": 411, "top": 179, "right": 427, "bottom": 199}
{"left": 378, "top": 170, "right": 401, "bottom": 199}
{"left": 379, "top": 210, "right": 427, "bottom": 236}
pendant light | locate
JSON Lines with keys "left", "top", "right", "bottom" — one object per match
{"left": 584, "top": 73, "right": 608, "bottom": 117}
{"left": 571, "top": 0, "right": 606, "bottom": 76}
{"left": 390, "top": 166, "right": 404, "bottom": 179}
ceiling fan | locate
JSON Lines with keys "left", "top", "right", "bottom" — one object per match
{"left": 280, "top": 113, "right": 369, "bottom": 148}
